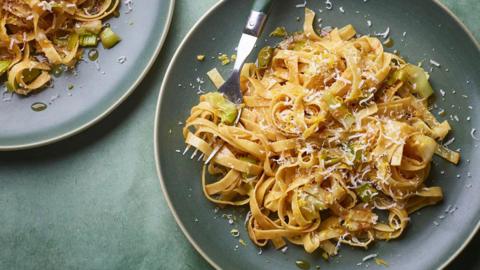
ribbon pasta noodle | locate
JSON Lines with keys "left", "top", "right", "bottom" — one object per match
{"left": 0, "top": 0, "right": 120, "bottom": 95}
{"left": 183, "top": 9, "right": 460, "bottom": 257}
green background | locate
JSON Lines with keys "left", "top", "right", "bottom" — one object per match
{"left": 0, "top": 0, "right": 478, "bottom": 269}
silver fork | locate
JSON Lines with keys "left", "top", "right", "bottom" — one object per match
{"left": 186, "top": 0, "right": 275, "bottom": 164}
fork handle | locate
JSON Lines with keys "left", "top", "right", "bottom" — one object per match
{"left": 252, "top": 0, "right": 273, "bottom": 14}
{"left": 244, "top": 0, "right": 274, "bottom": 37}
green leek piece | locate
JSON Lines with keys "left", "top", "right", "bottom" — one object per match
{"left": 257, "top": 46, "right": 274, "bottom": 69}
{"left": 53, "top": 37, "right": 68, "bottom": 47}
{"left": 67, "top": 33, "right": 79, "bottom": 50}
{"left": 54, "top": 33, "right": 79, "bottom": 50}
{"left": 354, "top": 149, "right": 363, "bottom": 163}
{"left": 205, "top": 92, "right": 238, "bottom": 125}
{"left": 6, "top": 82, "right": 16, "bottom": 92}
{"left": 291, "top": 40, "right": 306, "bottom": 51}
{"left": 348, "top": 144, "right": 363, "bottom": 163}
{"left": 269, "top": 26, "right": 288, "bottom": 38}
{"left": 0, "top": 60, "right": 11, "bottom": 76}
{"left": 75, "top": 20, "right": 103, "bottom": 35}
{"left": 355, "top": 183, "right": 378, "bottom": 203}
{"left": 388, "top": 64, "right": 434, "bottom": 98}
{"left": 22, "top": 69, "right": 42, "bottom": 84}
{"left": 325, "top": 157, "right": 342, "bottom": 166}
{"left": 49, "top": 1, "right": 63, "bottom": 9}
{"left": 100, "top": 27, "right": 121, "bottom": 49}
{"left": 79, "top": 34, "right": 98, "bottom": 47}
{"left": 218, "top": 54, "right": 230, "bottom": 65}
{"left": 323, "top": 93, "right": 355, "bottom": 128}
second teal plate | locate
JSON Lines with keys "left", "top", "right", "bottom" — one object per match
{"left": 155, "top": 0, "right": 480, "bottom": 269}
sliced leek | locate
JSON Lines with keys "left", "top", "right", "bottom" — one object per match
{"left": 100, "top": 28, "right": 122, "bottom": 49}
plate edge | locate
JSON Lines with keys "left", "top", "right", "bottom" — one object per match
{"left": 154, "top": 1, "right": 224, "bottom": 269}
{"left": 430, "top": 1, "right": 480, "bottom": 269}
{"left": 154, "top": 1, "right": 480, "bottom": 269}
{"left": 0, "top": 0, "right": 176, "bottom": 151}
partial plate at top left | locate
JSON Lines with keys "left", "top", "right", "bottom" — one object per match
{"left": 0, "top": 0, "right": 174, "bottom": 150}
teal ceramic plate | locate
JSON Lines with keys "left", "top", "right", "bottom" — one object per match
{"left": 155, "top": 0, "right": 480, "bottom": 269}
{"left": 0, "top": 0, "right": 174, "bottom": 150}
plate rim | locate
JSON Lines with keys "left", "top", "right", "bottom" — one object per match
{"left": 154, "top": 0, "right": 480, "bottom": 269}
{"left": 0, "top": 0, "right": 175, "bottom": 151}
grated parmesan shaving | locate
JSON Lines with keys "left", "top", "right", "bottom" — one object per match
{"left": 375, "top": 27, "right": 390, "bottom": 39}
{"left": 429, "top": 59, "right": 441, "bottom": 67}
{"left": 325, "top": 0, "right": 333, "bottom": 10}
{"left": 117, "top": 56, "right": 127, "bottom": 64}
{"left": 362, "top": 254, "right": 378, "bottom": 262}
{"left": 125, "top": 0, "right": 134, "bottom": 14}
{"left": 443, "top": 137, "right": 455, "bottom": 146}
{"left": 471, "top": 128, "right": 480, "bottom": 141}
{"left": 295, "top": 1, "right": 307, "bottom": 8}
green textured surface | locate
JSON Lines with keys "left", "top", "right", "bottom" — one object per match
{"left": 0, "top": 0, "right": 478, "bottom": 270}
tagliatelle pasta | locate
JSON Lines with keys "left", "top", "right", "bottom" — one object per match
{"left": 0, "top": 0, "right": 120, "bottom": 95}
{"left": 183, "top": 8, "right": 460, "bottom": 257}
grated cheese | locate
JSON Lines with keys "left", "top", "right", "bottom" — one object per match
{"left": 429, "top": 59, "right": 441, "bottom": 67}
{"left": 362, "top": 254, "right": 378, "bottom": 262}
{"left": 37, "top": 1, "right": 54, "bottom": 12}
{"left": 471, "top": 128, "right": 480, "bottom": 140}
{"left": 124, "top": 0, "right": 134, "bottom": 14}
{"left": 443, "top": 137, "right": 455, "bottom": 147}
{"left": 325, "top": 0, "right": 333, "bottom": 10}
{"left": 117, "top": 56, "right": 127, "bottom": 64}
{"left": 375, "top": 27, "right": 390, "bottom": 39}
{"left": 295, "top": 0, "right": 307, "bottom": 8}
